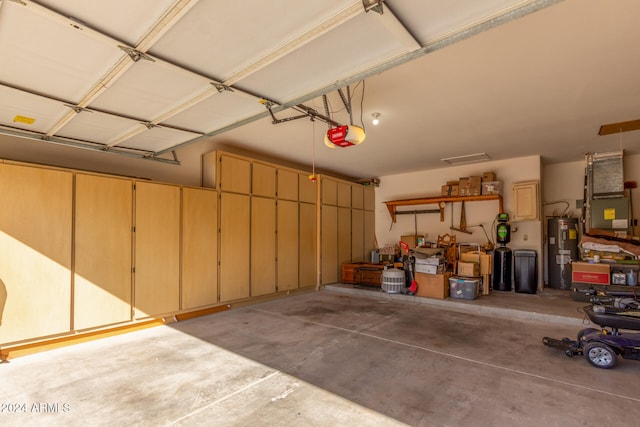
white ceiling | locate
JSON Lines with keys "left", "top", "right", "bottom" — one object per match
{"left": 1, "top": 0, "right": 639, "bottom": 180}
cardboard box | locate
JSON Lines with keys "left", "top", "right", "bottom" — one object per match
{"left": 415, "top": 263, "right": 445, "bottom": 274}
{"left": 480, "top": 253, "right": 492, "bottom": 276}
{"left": 457, "top": 261, "right": 479, "bottom": 277}
{"left": 460, "top": 252, "right": 492, "bottom": 275}
{"left": 571, "top": 261, "right": 610, "bottom": 285}
{"left": 482, "top": 171, "right": 496, "bottom": 182}
{"left": 441, "top": 184, "right": 459, "bottom": 196}
{"left": 459, "top": 176, "right": 481, "bottom": 196}
{"left": 449, "top": 277, "right": 480, "bottom": 300}
{"left": 415, "top": 272, "right": 451, "bottom": 299}
{"left": 458, "top": 177, "right": 468, "bottom": 196}
{"left": 415, "top": 256, "right": 445, "bottom": 266}
{"left": 459, "top": 251, "right": 479, "bottom": 263}
{"left": 468, "top": 176, "right": 482, "bottom": 195}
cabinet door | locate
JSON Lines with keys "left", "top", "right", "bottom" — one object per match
{"left": 512, "top": 181, "right": 539, "bottom": 221}
{"left": 299, "top": 202, "right": 317, "bottom": 288}
{"left": 251, "top": 197, "right": 276, "bottom": 296}
{"left": 220, "top": 192, "right": 250, "bottom": 301}
{"left": 322, "top": 178, "right": 337, "bottom": 206}
{"left": 337, "top": 182, "right": 351, "bottom": 207}
{"left": 299, "top": 173, "right": 317, "bottom": 204}
{"left": 219, "top": 154, "right": 250, "bottom": 194}
{"left": 338, "top": 206, "right": 351, "bottom": 268}
{"left": 278, "top": 200, "right": 299, "bottom": 291}
{"left": 352, "top": 185, "right": 364, "bottom": 210}
{"left": 364, "top": 187, "right": 375, "bottom": 211}
{"left": 75, "top": 173, "right": 132, "bottom": 330}
{"left": 0, "top": 164, "right": 73, "bottom": 343}
{"left": 364, "top": 210, "right": 376, "bottom": 257}
{"left": 321, "top": 205, "right": 338, "bottom": 284}
{"left": 134, "top": 181, "right": 180, "bottom": 318}
{"left": 278, "top": 169, "right": 298, "bottom": 201}
{"left": 182, "top": 187, "right": 218, "bottom": 309}
{"left": 252, "top": 163, "right": 276, "bottom": 198}
{"left": 351, "top": 209, "right": 364, "bottom": 263}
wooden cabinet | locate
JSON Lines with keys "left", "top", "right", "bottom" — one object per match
{"left": 364, "top": 210, "right": 376, "bottom": 258}
{"left": 322, "top": 178, "right": 337, "bottom": 205}
{"left": 1, "top": 152, "right": 378, "bottom": 347}
{"left": 0, "top": 164, "right": 73, "bottom": 343}
{"left": 251, "top": 197, "right": 276, "bottom": 297}
{"left": 512, "top": 181, "right": 540, "bottom": 221}
{"left": 299, "top": 173, "right": 317, "bottom": 204}
{"left": 321, "top": 204, "right": 338, "bottom": 284}
{"left": 351, "top": 209, "right": 364, "bottom": 263}
{"left": 220, "top": 192, "right": 250, "bottom": 301}
{"left": 299, "top": 202, "right": 317, "bottom": 288}
{"left": 277, "top": 200, "right": 299, "bottom": 291}
{"left": 74, "top": 173, "right": 133, "bottom": 330}
{"left": 338, "top": 207, "right": 351, "bottom": 268}
{"left": 278, "top": 169, "right": 298, "bottom": 201}
{"left": 364, "top": 187, "right": 375, "bottom": 211}
{"left": 134, "top": 181, "right": 181, "bottom": 318}
{"left": 219, "top": 154, "right": 250, "bottom": 194}
{"left": 181, "top": 187, "right": 218, "bottom": 310}
{"left": 337, "top": 182, "right": 351, "bottom": 207}
{"left": 321, "top": 177, "right": 377, "bottom": 284}
{"left": 252, "top": 163, "right": 276, "bottom": 198}
{"left": 341, "top": 263, "right": 385, "bottom": 286}
{"left": 352, "top": 185, "right": 364, "bottom": 209}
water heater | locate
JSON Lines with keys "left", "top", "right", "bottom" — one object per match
{"left": 547, "top": 217, "right": 579, "bottom": 289}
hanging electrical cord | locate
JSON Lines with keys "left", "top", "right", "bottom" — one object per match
{"left": 309, "top": 117, "right": 317, "bottom": 181}
{"left": 359, "top": 79, "right": 366, "bottom": 131}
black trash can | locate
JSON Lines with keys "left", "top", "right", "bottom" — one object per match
{"left": 514, "top": 249, "right": 537, "bottom": 294}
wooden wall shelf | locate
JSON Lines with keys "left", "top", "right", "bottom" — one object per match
{"left": 384, "top": 194, "right": 503, "bottom": 223}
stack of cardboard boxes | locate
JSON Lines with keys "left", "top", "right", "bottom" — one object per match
{"left": 413, "top": 249, "right": 493, "bottom": 300}
{"left": 414, "top": 253, "right": 451, "bottom": 299}
{"left": 452, "top": 250, "right": 493, "bottom": 300}
{"left": 441, "top": 171, "right": 502, "bottom": 197}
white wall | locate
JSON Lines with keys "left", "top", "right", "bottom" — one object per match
{"left": 376, "top": 155, "right": 542, "bottom": 247}
{"left": 375, "top": 155, "right": 543, "bottom": 287}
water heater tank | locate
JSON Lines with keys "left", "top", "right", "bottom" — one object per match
{"left": 547, "top": 217, "right": 579, "bottom": 289}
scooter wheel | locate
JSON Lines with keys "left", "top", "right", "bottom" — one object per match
{"left": 584, "top": 342, "right": 617, "bottom": 369}
{"left": 564, "top": 349, "right": 575, "bottom": 358}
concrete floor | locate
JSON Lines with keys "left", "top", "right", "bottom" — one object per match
{"left": 2, "top": 286, "right": 640, "bottom": 426}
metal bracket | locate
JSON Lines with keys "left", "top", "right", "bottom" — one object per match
{"left": 362, "top": 0, "right": 384, "bottom": 14}
{"left": 118, "top": 45, "right": 155, "bottom": 63}
{"left": 211, "top": 82, "right": 234, "bottom": 93}
{"left": 63, "top": 103, "right": 92, "bottom": 114}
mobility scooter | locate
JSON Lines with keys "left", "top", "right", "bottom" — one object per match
{"left": 542, "top": 289, "right": 640, "bottom": 369}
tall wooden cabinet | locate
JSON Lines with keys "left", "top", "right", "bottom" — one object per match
{"left": 320, "top": 176, "right": 375, "bottom": 285}
{"left": 0, "top": 151, "right": 371, "bottom": 347}
{"left": 74, "top": 173, "right": 133, "bottom": 330}
{"left": 181, "top": 187, "right": 218, "bottom": 309}
{"left": 134, "top": 181, "right": 181, "bottom": 318}
{"left": 220, "top": 192, "right": 251, "bottom": 302}
{"left": 0, "top": 163, "right": 73, "bottom": 343}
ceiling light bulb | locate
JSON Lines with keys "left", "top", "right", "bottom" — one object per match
{"left": 372, "top": 112, "right": 380, "bottom": 126}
